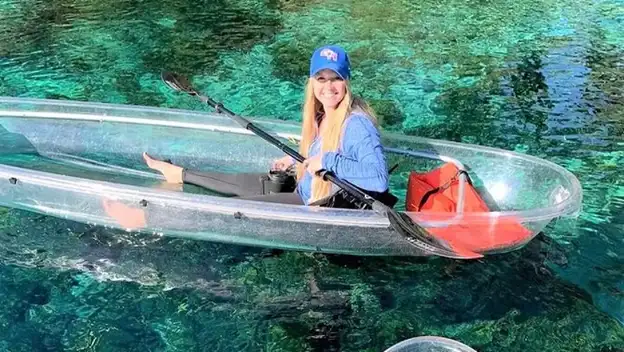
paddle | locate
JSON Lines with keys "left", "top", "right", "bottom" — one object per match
{"left": 160, "top": 71, "right": 482, "bottom": 260}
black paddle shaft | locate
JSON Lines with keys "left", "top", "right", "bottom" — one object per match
{"left": 204, "top": 96, "right": 303, "bottom": 162}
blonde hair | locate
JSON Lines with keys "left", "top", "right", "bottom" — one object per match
{"left": 296, "top": 78, "right": 378, "bottom": 203}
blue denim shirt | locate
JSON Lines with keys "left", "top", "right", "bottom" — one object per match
{"left": 296, "top": 112, "right": 389, "bottom": 205}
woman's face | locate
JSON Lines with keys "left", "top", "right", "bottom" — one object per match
{"left": 312, "top": 69, "right": 347, "bottom": 109}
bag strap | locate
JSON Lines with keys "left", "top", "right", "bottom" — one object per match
{"left": 415, "top": 169, "right": 472, "bottom": 211}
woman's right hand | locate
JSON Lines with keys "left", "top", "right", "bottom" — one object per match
{"left": 271, "top": 155, "right": 295, "bottom": 171}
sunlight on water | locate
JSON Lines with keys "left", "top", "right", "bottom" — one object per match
{"left": 0, "top": 0, "right": 623, "bottom": 350}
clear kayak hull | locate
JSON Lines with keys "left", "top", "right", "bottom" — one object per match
{"left": 0, "top": 97, "right": 582, "bottom": 257}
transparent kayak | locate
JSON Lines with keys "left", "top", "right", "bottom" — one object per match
{"left": 0, "top": 97, "right": 582, "bottom": 257}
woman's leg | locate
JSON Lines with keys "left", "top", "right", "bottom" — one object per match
{"left": 238, "top": 192, "right": 304, "bottom": 205}
{"left": 143, "top": 153, "right": 295, "bottom": 198}
{"left": 182, "top": 169, "right": 268, "bottom": 197}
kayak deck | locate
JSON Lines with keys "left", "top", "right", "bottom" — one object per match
{"left": 0, "top": 97, "right": 582, "bottom": 257}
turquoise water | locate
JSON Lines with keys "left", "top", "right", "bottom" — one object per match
{"left": 1, "top": 0, "right": 624, "bottom": 350}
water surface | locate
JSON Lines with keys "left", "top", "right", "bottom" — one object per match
{"left": 0, "top": 0, "right": 623, "bottom": 350}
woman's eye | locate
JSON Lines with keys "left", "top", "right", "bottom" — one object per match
{"left": 317, "top": 77, "right": 342, "bottom": 83}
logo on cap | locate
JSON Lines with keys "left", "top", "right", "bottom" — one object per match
{"left": 320, "top": 48, "right": 338, "bottom": 62}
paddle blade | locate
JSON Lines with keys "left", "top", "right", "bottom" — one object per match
{"left": 387, "top": 211, "right": 483, "bottom": 259}
{"left": 161, "top": 71, "right": 195, "bottom": 94}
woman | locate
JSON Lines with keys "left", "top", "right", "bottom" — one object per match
{"left": 142, "top": 45, "right": 390, "bottom": 207}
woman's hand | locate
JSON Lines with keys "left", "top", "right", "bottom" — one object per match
{"left": 271, "top": 155, "right": 295, "bottom": 171}
{"left": 304, "top": 154, "right": 323, "bottom": 175}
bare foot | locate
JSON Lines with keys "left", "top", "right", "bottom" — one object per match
{"left": 102, "top": 199, "right": 147, "bottom": 229}
{"left": 143, "top": 152, "right": 183, "bottom": 183}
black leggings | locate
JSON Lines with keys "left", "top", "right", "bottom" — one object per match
{"left": 182, "top": 169, "right": 304, "bottom": 205}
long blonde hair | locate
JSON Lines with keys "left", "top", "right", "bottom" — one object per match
{"left": 296, "top": 78, "right": 378, "bottom": 203}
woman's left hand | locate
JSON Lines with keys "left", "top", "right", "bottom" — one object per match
{"left": 304, "top": 154, "right": 324, "bottom": 175}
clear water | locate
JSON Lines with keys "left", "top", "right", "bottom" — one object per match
{"left": 1, "top": 0, "right": 623, "bottom": 350}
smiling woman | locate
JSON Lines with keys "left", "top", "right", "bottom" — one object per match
{"left": 141, "top": 45, "right": 395, "bottom": 209}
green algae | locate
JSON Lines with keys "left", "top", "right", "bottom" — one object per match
{"left": 4, "top": 236, "right": 624, "bottom": 351}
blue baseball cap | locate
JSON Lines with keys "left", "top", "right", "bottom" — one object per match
{"left": 309, "top": 45, "right": 351, "bottom": 80}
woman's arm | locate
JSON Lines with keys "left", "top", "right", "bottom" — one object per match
{"left": 321, "top": 115, "right": 389, "bottom": 192}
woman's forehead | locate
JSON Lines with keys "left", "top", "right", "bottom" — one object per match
{"left": 314, "top": 69, "right": 339, "bottom": 78}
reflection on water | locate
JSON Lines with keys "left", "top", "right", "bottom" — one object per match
{"left": 0, "top": 0, "right": 623, "bottom": 349}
